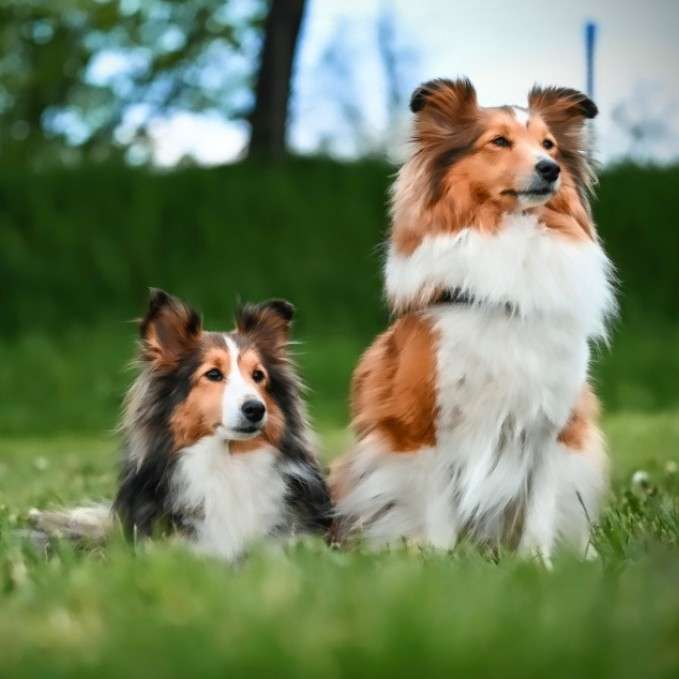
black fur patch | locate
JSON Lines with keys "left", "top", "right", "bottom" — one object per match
{"left": 264, "top": 298, "right": 294, "bottom": 322}
{"left": 282, "top": 463, "right": 334, "bottom": 532}
{"left": 579, "top": 96, "right": 598, "bottom": 119}
{"left": 548, "top": 87, "right": 598, "bottom": 119}
{"left": 113, "top": 351, "right": 201, "bottom": 538}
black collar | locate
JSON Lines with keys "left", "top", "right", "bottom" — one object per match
{"left": 432, "top": 288, "right": 475, "bottom": 306}
{"left": 430, "top": 288, "right": 516, "bottom": 315}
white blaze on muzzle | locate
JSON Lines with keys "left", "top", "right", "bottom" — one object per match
{"left": 219, "top": 335, "right": 267, "bottom": 440}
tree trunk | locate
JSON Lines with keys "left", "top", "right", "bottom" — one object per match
{"left": 248, "top": 0, "right": 307, "bottom": 159}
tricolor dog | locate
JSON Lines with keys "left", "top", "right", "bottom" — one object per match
{"left": 33, "top": 290, "right": 332, "bottom": 561}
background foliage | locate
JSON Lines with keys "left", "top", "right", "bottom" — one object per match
{"left": 1, "top": 160, "right": 678, "bottom": 434}
{"left": 0, "top": 0, "right": 266, "bottom": 165}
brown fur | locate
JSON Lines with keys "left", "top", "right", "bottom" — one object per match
{"left": 137, "top": 294, "right": 292, "bottom": 456}
{"left": 391, "top": 79, "right": 597, "bottom": 257}
{"left": 236, "top": 299, "right": 294, "bottom": 353}
{"left": 528, "top": 85, "right": 598, "bottom": 201}
{"left": 351, "top": 313, "right": 438, "bottom": 452}
{"left": 166, "top": 339, "right": 286, "bottom": 453}
{"left": 170, "top": 346, "right": 231, "bottom": 450}
{"left": 140, "top": 289, "right": 202, "bottom": 368}
{"left": 558, "top": 384, "right": 601, "bottom": 451}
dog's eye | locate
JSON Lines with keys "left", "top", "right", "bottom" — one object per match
{"left": 491, "top": 136, "right": 511, "bottom": 148}
{"left": 252, "top": 369, "right": 265, "bottom": 384}
{"left": 542, "top": 139, "right": 555, "bottom": 150}
{"left": 205, "top": 368, "right": 224, "bottom": 382}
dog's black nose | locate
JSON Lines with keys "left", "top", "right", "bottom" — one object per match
{"left": 242, "top": 400, "right": 265, "bottom": 424}
{"left": 535, "top": 160, "right": 561, "bottom": 183}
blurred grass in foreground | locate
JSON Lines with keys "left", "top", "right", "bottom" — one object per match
{"left": 1, "top": 414, "right": 678, "bottom": 678}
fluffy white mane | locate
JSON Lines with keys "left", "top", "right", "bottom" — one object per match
{"left": 385, "top": 213, "right": 616, "bottom": 340}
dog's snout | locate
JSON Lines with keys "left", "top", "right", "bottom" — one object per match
{"left": 242, "top": 400, "right": 266, "bottom": 424}
{"left": 535, "top": 159, "right": 560, "bottom": 183}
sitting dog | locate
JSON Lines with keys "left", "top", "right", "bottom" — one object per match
{"left": 330, "top": 79, "right": 616, "bottom": 563}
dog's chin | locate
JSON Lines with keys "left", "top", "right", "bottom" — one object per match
{"left": 517, "top": 189, "right": 554, "bottom": 208}
{"left": 503, "top": 179, "right": 559, "bottom": 209}
{"left": 501, "top": 188, "right": 554, "bottom": 209}
{"left": 215, "top": 424, "right": 262, "bottom": 442}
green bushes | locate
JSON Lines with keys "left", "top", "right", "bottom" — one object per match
{"left": 3, "top": 159, "right": 676, "bottom": 335}
{"left": 595, "top": 163, "right": 679, "bottom": 321}
{"left": 0, "top": 159, "right": 391, "bottom": 338}
{"left": 0, "top": 159, "right": 677, "bottom": 433}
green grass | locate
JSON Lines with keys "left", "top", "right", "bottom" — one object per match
{"left": 1, "top": 414, "right": 679, "bottom": 678}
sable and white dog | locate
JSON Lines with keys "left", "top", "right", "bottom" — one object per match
{"left": 33, "top": 290, "right": 332, "bottom": 561}
{"left": 330, "top": 79, "right": 616, "bottom": 562}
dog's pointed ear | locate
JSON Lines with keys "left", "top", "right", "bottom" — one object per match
{"left": 139, "top": 289, "right": 202, "bottom": 367}
{"left": 528, "top": 86, "right": 598, "bottom": 196}
{"left": 409, "top": 78, "right": 478, "bottom": 124}
{"left": 410, "top": 77, "right": 477, "bottom": 114}
{"left": 409, "top": 78, "right": 479, "bottom": 152}
{"left": 236, "top": 299, "right": 294, "bottom": 353}
{"left": 528, "top": 86, "right": 598, "bottom": 127}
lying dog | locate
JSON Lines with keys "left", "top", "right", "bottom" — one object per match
{"left": 32, "top": 290, "right": 332, "bottom": 561}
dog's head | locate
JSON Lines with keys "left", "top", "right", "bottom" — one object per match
{"left": 393, "top": 78, "right": 598, "bottom": 249}
{"left": 134, "top": 289, "right": 296, "bottom": 452}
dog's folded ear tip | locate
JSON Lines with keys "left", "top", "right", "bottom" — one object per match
{"left": 147, "top": 288, "right": 172, "bottom": 310}
{"left": 148, "top": 287, "right": 168, "bottom": 298}
{"left": 409, "top": 77, "right": 477, "bottom": 114}
{"left": 139, "top": 289, "right": 202, "bottom": 347}
{"left": 529, "top": 85, "right": 598, "bottom": 120}
{"left": 265, "top": 298, "right": 295, "bottom": 322}
{"left": 580, "top": 97, "right": 598, "bottom": 119}
{"left": 409, "top": 86, "right": 428, "bottom": 113}
{"left": 235, "top": 299, "right": 295, "bottom": 338}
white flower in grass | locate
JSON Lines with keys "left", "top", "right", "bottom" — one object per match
{"left": 33, "top": 457, "right": 49, "bottom": 471}
{"left": 631, "top": 469, "right": 650, "bottom": 491}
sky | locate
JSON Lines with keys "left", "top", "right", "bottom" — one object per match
{"left": 149, "top": 0, "right": 679, "bottom": 166}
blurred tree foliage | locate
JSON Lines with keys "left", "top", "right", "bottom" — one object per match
{"left": 0, "top": 0, "right": 267, "bottom": 166}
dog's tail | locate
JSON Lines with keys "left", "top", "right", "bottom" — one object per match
{"left": 26, "top": 503, "right": 114, "bottom": 544}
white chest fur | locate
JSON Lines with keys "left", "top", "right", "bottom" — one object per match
{"left": 336, "top": 213, "right": 614, "bottom": 553}
{"left": 427, "top": 304, "right": 589, "bottom": 544}
{"left": 170, "top": 437, "right": 288, "bottom": 560}
{"left": 385, "top": 212, "right": 615, "bottom": 340}
{"left": 433, "top": 304, "right": 589, "bottom": 437}
{"left": 339, "top": 306, "right": 593, "bottom": 550}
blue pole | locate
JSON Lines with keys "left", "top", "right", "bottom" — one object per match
{"left": 585, "top": 21, "right": 597, "bottom": 99}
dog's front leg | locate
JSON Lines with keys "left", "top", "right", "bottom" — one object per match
{"left": 518, "top": 455, "right": 558, "bottom": 568}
